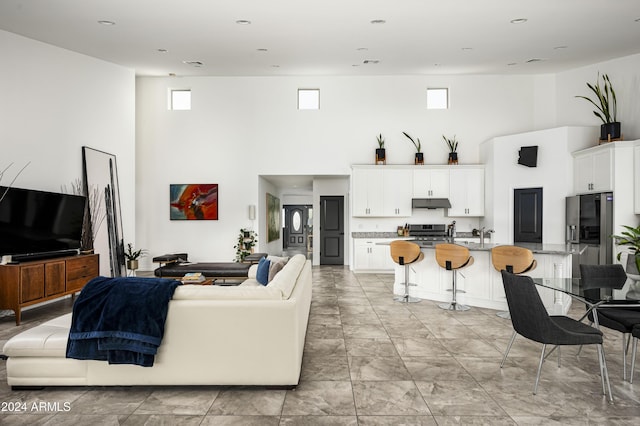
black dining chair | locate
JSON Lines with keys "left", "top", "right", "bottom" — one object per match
{"left": 580, "top": 263, "right": 640, "bottom": 381}
{"left": 630, "top": 325, "right": 640, "bottom": 383}
{"left": 500, "top": 270, "right": 612, "bottom": 401}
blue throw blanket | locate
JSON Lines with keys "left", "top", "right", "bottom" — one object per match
{"left": 66, "top": 276, "right": 181, "bottom": 367}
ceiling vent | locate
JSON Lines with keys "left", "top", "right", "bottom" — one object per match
{"left": 183, "top": 61, "right": 204, "bottom": 67}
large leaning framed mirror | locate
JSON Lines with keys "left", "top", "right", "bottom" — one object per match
{"left": 82, "top": 146, "right": 126, "bottom": 277}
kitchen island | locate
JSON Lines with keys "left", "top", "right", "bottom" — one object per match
{"left": 392, "top": 241, "right": 580, "bottom": 314}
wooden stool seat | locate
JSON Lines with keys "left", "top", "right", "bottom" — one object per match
{"left": 491, "top": 245, "right": 537, "bottom": 320}
{"left": 390, "top": 240, "right": 424, "bottom": 266}
{"left": 390, "top": 240, "right": 423, "bottom": 303}
{"left": 435, "top": 243, "right": 474, "bottom": 311}
{"left": 491, "top": 245, "right": 536, "bottom": 274}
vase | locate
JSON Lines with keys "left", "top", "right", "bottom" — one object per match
{"left": 375, "top": 148, "right": 386, "bottom": 165}
{"left": 600, "top": 122, "right": 621, "bottom": 142}
{"left": 414, "top": 152, "right": 424, "bottom": 165}
{"left": 126, "top": 259, "right": 139, "bottom": 270}
{"left": 448, "top": 152, "right": 458, "bottom": 165}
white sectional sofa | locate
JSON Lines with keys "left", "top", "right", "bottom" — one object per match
{"left": 3, "top": 254, "right": 312, "bottom": 388}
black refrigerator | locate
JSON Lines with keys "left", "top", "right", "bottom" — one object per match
{"left": 565, "top": 192, "right": 614, "bottom": 279}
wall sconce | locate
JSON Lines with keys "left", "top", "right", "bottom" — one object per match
{"left": 248, "top": 205, "right": 256, "bottom": 220}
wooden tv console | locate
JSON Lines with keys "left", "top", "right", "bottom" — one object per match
{"left": 0, "top": 254, "right": 99, "bottom": 325}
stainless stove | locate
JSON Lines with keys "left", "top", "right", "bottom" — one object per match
{"left": 408, "top": 224, "right": 449, "bottom": 246}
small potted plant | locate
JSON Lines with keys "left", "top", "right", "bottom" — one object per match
{"left": 375, "top": 134, "right": 386, "bottom": 164}
{"left": 234, "top": 228, "right": 257, "bottom": 262}
{"left": 403, "top": 132, "right": 423, "bottom": 165}
{"left": 124, "top": 243, "right": 146, "bottom": 272}
{"left": 443, "top": 135, "right": 458, "bottom": 164}
{"left": 575, "top": 72, "right": 621, "bottom": 142}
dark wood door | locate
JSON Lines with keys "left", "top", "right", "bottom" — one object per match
{"left": 284, "top": 205, "right": 309, "bottom": 249}
{"left": 514, "top": 187, "right": 543, "bottom": 243}
{"left": 320, "top": 196, "right": 344, "bottom": 265}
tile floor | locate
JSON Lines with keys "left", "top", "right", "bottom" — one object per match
{"left": 1, "top": 265, "right": 640, "bottom": 424}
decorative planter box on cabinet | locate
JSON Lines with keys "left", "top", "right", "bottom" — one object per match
{"left": 0, "top": 254, "right": 99, "bottom": 325}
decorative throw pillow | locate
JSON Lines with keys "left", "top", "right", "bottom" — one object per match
{"left": 268, "top": 260, "right": 286, "bottom": 282}
{"left": 256, "top": 257, "right": 271, "bottom": 285}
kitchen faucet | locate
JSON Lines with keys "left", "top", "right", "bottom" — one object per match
{"left": 480, "top": 227, "right": 494, "bottom": 247}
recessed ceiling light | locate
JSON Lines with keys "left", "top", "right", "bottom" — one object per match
{"left": 554, "top": 45, "right": 568, "bottom": 50}
{"left": 257, "top": 48, "right": 268, "bottom": 52}
{"left": 507, "top": 62, "right": 517, "bottom": 66}
{"left": 97, "top": 20, "right": 115, "bottom": 26}
{"left": 236, "top": 19, "right": 251, "bottom": 25}
{"left": 363, "top": 59, "right": 380, "bottom": 64}
{"left": 183, "top": 60, "right": 204, "bottom": 67}
{"left": 510, "top": 18, "right": 528, "bottom": 24}
{"left": 271, "top": 65, "right": 280, "bottom": 68}
{"left": 525, "top": 58, "right": 544, "bottom": 63}
{"left": 356, "top": 47, "right": 369, "bottom": 51}
{"left": 461, "top": 47, "right": 473, "bottom": 51}
{"left": 370, "top": 19, "right": 386, "bottom": 24}
{"left": 168, "top": 73, "right": 176, "bottom": 77}
{"left": 635, "top": 17, "right": 640, "bottom": 22}
{"left": 157, "top": 49, "right": 168, "bottom": 53}
{"left": 352, "top": 64, "right": 360, "bottom": 67}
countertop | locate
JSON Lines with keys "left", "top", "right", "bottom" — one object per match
{"left": 352, "top": 232, "right": 480, "bottom": 239}
{"left": 373, "top": 239, "right": 586, "bottom": 255}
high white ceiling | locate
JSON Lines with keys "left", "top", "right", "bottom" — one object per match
{"left": 1, "top": 0, "right": 639, "bottom": 77}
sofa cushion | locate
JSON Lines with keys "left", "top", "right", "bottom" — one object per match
{"left": 266, "top": 254, "right": 305, "bottom": 299}
{"left": 256, "top": 257, "right": 270, "bottom": 285}
{"left": 172, "top": 285, "right": 283, "bottom": 300}
{"left": 3, "top": 313, "right": 72, "bottom": 357}
{"left": 268, "top": 260, "right": 286, "bottom": 282}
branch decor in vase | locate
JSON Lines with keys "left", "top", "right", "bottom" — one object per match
{"left": 575, "top": 72, "right": 621, "bottom": 143}
{"left": 403, "top": 132, "right": 423, "bottom": 165}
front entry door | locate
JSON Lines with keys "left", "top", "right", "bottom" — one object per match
{"left": 320, "top": 196, "right": 344, "bottom": 265}
{"left": 284, "top": 205, "right": 309, "bottom": 249}
{"left": 514, "top": 187, "right": 543, "bottom": 243}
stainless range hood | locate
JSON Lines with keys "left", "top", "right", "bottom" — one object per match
{"left": 412, "top": 198, "right": 451, "bottom": 209}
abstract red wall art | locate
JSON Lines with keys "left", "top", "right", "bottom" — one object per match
{"left": 170, "top": 184, "right": 218, "bottom": 220}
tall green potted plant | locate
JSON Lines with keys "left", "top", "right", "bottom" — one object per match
{"left": 375, "top": 134, "right": 386, "bottom": 165}
{"left": 403, "top": 132, "right": 423, "bottom": 165}
{"left": 613, "top": 225, "right": 640, "bottom": 275}
{"left": 575, "top": 73, "right": 621, "bottom": 142}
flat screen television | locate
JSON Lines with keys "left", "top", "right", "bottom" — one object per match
{"left": 0, "top": 186, "right": 86, "bottom": 261}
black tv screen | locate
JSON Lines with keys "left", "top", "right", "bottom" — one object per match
{"left": 0, "top": 186, "right": 86, "bottom": 258}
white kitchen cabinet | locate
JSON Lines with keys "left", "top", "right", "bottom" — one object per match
{"left": 352, "top": 167, "right": 412, "bottom": 217}
{"left": 412, "top": 168, "right": 450, "bottom": 198}
{"left": 383, "top": 169, "right": 413, "bottom": 216}
{"left": 352, "top": 168, "right": 384, "bottom": 216}
{"left": 573, "top": 146, "right": 612, "bottom": 194}
{"left": 353, "top": 239, "right": 394, "bottom": 272}
{"left": 448, "top": 167, "right": 485, "bottom": 216}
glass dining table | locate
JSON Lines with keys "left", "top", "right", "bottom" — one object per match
{"left": 533, "top": 277, "right": 640, "bottom": 328}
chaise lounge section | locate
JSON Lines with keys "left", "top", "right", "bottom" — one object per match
{"left": 3, "top": 254, "right": 311, "bottom": 388}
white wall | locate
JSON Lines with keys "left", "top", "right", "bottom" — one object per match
{"left": 135, "top": 74, "right": 542, "bottom": 266}
{"left": 556, "top": 53, "right": 640, "bottom": 142}
{"left": 480, "top": 126, "right": 597, "bottom": 244}
{"left": 1, "top": 30, "right": 136, "bottom": 275}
